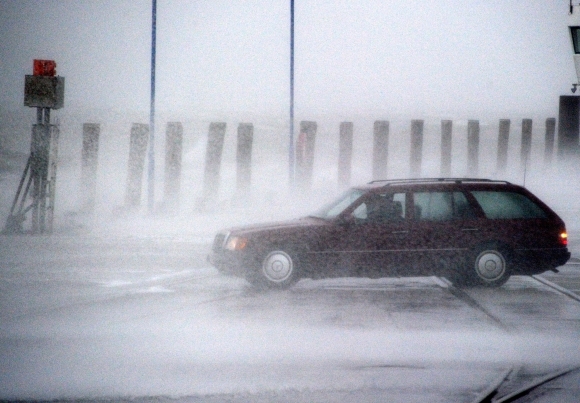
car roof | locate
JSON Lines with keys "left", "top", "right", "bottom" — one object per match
{"left": 356, "top": 177, "right": 517, "bottom": 192}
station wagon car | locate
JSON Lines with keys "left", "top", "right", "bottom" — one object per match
{"left": 209, "top": 178, "right": 570, "bottom": 288}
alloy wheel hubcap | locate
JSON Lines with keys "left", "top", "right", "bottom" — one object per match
{"left": 263, "top": 251, "right": 293, "bottom": 282}
{"left": 475, "top": 250, "right": 506, "bottom": 281}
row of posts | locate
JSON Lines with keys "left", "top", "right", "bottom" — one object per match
{"left": 314, "top": 118, "right": 556, "bottom": 188}
{"left": 79, "top": 117, "right": 562, "bottom": 214}
{"left": 79, "top": 121, "right": 253, "bottom": 213}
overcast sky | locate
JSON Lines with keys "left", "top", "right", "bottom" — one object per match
{"left": 0, "top": 0, "right": 577, "bottom": 119}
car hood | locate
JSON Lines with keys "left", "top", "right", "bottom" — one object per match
{"left": 225, "top": 216, "right": 328, "bottom": 236}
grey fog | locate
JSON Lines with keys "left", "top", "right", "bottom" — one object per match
{"left": 1, "top": 1, "right": 580, "bottom": 402}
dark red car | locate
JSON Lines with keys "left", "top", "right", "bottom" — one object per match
{"left": 209, "top": 178, "right": 570, "bottom": 289}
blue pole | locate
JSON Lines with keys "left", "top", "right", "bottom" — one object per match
{"left": 148, "top": 0, "right": 157, "bottom": 213}
{"left": 289, "top": 0, "right": 295, "bottom": 187}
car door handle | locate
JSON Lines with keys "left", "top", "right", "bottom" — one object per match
{"left": 461, "top": 228, "right": 479, "bottom": 232}
{"left": 392, "top": 230, "right": 409, "bottom": 234}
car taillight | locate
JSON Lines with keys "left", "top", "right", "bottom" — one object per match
{"left": 559, "top": 231, "right": 568, "bottom": 246}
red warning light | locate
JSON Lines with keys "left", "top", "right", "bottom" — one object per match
{"left": 33, "top": 60, "right": 56, "bottom": 77}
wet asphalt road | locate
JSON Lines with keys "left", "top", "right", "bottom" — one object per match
{"left": 0, "top": 234, "right": 580, "bottom": 402}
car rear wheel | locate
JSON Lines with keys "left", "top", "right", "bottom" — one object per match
{"left": 452, "top": 244, "right": 511, "bottom": 287}
{"left": 246, "top": 248, "right": 301, "bottom": 289}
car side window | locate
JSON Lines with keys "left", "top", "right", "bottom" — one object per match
{"left": 352, "top": 193, "right": 406, "bottom": 223}
{"left": 453, "top": 191, "right": 477, "bottom": 219}
{"left": 414, "top": 191, "right": 475, "bottom": 221}
{"left": 470, "top": 191, "right": 547, "bottom": 219}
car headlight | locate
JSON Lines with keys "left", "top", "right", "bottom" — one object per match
{"left": 225, "top": 236, "right": 248, "bottom": 251}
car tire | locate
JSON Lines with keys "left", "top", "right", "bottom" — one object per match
{"left": 456, "top": 243, "right": 511, "bottom": 287}
{"left": 246, "top": 248, "right": 301, "bottom": 289}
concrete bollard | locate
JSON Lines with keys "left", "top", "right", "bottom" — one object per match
{"left": 497, "top": 119, "right": 510, "bottom": 174}
{"left": 440, "top": 120, "right": 452, "bottom": 177}
{"left": 557, "top": 95, "right": 580, "bottom": 160}
{"left": 296, "top": 121, "right": 317, "bottom": 191}
{"left": 80, "top": 123, "right": 100, "bottom": 214}
{"left": 125, "top": 123, "right": 149, "bottom": 208}
{"left": 467, "top": 120, "right": 479, "bottom": 176}
{"left": 236, "top": 123, "right": 253, "bottom": 202}
{"left": 202, "top": 122, "right": 226, "bottom": 207}
{"left": 520, "top": 119, "right": 532, "bottom": 172}
{"left": 338, "top": 122, "right": 353, "bottom": 188}
{"left": 544, "top": 118, "right": 556, "bottom": 167}
{"left": 410, "top": 120, "right": 424, "bottom": 177}
{"left": 164, "top": 122, "right": 183, "bottom": 211}
{"left": 372, "top": 121, "right": 389, "bottom": 180}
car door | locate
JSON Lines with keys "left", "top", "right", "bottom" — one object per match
{"left": 328, "top": 191, "right": 415, "bottom": 276}
{"left": 409, "top": 190, "right": 480, "bottom": 275}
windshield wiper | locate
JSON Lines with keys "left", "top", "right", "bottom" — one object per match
{"left": 305, "top": 215, "right": 327, "bottom": 220}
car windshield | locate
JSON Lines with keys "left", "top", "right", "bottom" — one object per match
{"left": 311, "top": 188, "right": 365, "bottom": 219}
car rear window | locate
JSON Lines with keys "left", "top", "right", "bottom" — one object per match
{"left": 413, "top": 191, "right": 476, "bottom": 221}
{"left": 470, "top": 191, "right": 547, "bottom": 219}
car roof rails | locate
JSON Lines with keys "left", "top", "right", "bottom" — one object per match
{"left": 367, "top": 178, "right": 512, "bottom": 185}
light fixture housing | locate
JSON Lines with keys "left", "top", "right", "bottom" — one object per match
{"left": 570, "top": 26, "right": 580, "bottom": 89}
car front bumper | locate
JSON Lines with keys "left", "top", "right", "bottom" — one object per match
{"left": 208, "top": 250, "right": 256, "bottom": 276}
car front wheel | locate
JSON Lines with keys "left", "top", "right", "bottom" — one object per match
{"left": 247, "top": 248, "right": 301, "bottom": 289}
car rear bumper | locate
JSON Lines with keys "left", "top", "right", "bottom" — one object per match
{"left": 514, "top": 247, "right": 571, "bottom": 273}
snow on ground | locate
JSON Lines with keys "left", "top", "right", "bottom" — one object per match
{"left": 1, "top": 220, "right": 580, "bottom": 401}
